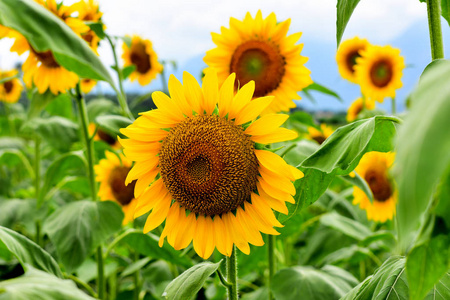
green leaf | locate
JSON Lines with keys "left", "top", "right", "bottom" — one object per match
{"left": 272, "top": 265, "right": 358, "bottom": 300}
{"left": 336, "top": 0, "right": 361, "bottom": 46}
{"left": 435, "top": 168, "right": 450, "bottom": 228}
{"left": 163, "top": 260, "right": 222, "bottom": 300}
{"left": 0, "top": 148, "right": 33, "bottom": 176}
{"left": 0, "top": 226, "right": 62, "bottom": 278}
{"left": 86, "top": 98, "right": 118, "bottom": 122}
{"left": 121, "top": 232, "right": 192, "bottom": 268}
{"left": 395, "top": 62, "right": 450, "bottom": 251}
{"left": 0, "top": 0, "right": 113, "bottom": 84}
{"left": 122, "top": 65, "right": 136, "bottom": 80}
{"left": 27, "top": 89, "right": 56, "bottom": 118}
{"left": 424, "top": 272, "right": 450, "bottom": 300}
{"left": 0, "top": 199, "right": 36, "bottom": 229}
{"left": 45, "top": 93, "right": 74, "bottom": 119}
{"left": 43, "top": 200, "right": 124, "bottom": 272}
{"left": 407, "top": 235, "right": 450, "bottom": 300}
{"left": 86, "top": 21, "right": 105, "bottom": 39}
{"left": 341, "top": 172, "right": 373, "bottom": 202}
{"left": 301, "top": 82, "right": 343, "bottom": 103}
{"left": 0, "top": 266, "right": 95, "bottom": 300}
{"left": 121, "top": 36, "right": 132, "bottom": 48}
{"left": 301, "top": 116, "right": 398, "bottom": 175}
{"left": 285, "top": 111, "right": 319, "bottom": 134}
{"left": 95, "top": 115, "right": 132, "bottom": 137}
{"left": 281, "top": 139, "right": 319, "bottom": 167}
{"left": 442, "top": 0, "right": 450, "bottom": 27}
{"left": 320, "top": 212, "right": 372, "bottom": 241}
{"left": 120, "top": 257, "right": 151, "bottom": 278}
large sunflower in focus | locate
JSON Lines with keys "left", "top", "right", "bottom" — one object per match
{"left": 346, "top": 97, "right": 375, "bottom": 122}
{"left": 122, "top": 35, "right": 163, "bottom": 86}
{"left": 203, "top": 11, "right": 312, "bottom": 114}
{"left": 355, "top": 45, "right": 405, "bottom": 102}
{"left": 94, "top": 151, "right": 137, "bottom": 225}
{"left": 353, "top": 151, "right": 396, "bottom": 222}
{"left": 336, "top": 37, "right": 370, "bottom": 83}
{"left": 120, "top": 71, "right": 303, "bottom": 259}
{"left": 0, "top": 70, "right": 23, "bottom": 103}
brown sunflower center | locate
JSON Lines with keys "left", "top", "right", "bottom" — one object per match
{"left": 230, "top": 40, "right": 285, "bottom": 97}
{"left": 31, "top": 48, "right": 59, "bottom": 68}
{"left": 130, "top": 43, "right": 151, "bottom": 74}
{"left": 108, "top": 166, "right": 135, "bottom": 206}
{"left": 370, "top": 60, "right": 393, "bottom": 88}
{"left": 312, "top": 135, "right": 326, "bottom": 145}
{"left": 97, "top": 129, "right": 116, "bottom": 145}
{"left": 159, "top": 115, "right": 259, "bottom": 216}
{"left": 364, "top": 169, "right": 392, "bottom": 202}
{"left": 3, "top": 81, "right": 13, "bottom": 94}
{"left": 345, "top": 50, "right": 361, "bottom": 74}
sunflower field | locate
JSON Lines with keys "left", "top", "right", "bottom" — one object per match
{"left": 0, "top": 0, "right": 449, "bottom": 299}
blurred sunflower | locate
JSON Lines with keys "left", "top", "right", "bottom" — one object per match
{"left": 89, "top": 123, "right": 121, "bottom": 149}
{"left": 81, "top": 78, "right": 97, "bottom": 94}
{"left": 0, "top": 25, "right": 9, "bottom": 38}
{"left": 0, "top": 70, "right": 23, "bottom": 104}
{"left": 307, "top": 124, "right": 333, "bottom": 145}
{"left": 355, "top": 45, "right": 405, "bottom": 102}
{"left": 346, "top": 97, "right": 375, "bottom": 122}
{"left": 120, "top": 70, "right": 303, "bottom": 259}
{"left": 122, "top": 35, "right": 163, "bottom": 86}
{"left": 203, "top": 11, "right": 312, "bottom": 114}
{"left": 9, "top": 0, "right": 89, "bottom": 94}
{"left": 336, "top": 37, "right": 370, "bottom": 83}
{"left": 94, "top": 151, "right": 137, "bottom": 225}
{"left": 353, "top": 151, "right": 396, "bottom": 222}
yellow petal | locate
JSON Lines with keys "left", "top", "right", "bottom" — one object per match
{"left": 183, "top": 71, "right": 203, "bottom": 114}
{"left": 234, "top": 96, "right": 273, "bottom": 125}
{"left": 168, "top": 75, "right": 193, "bottom": 117}
{"left": 174, "top": 211, "right": 196, "bottom": 250}
{"left": 243, "top": 201, "right": 280, "bottom": 235}
{"left": 213, "top": 215, "right": 231, "bottom": 256}
{"left": 134, "top": 168, "right": 159, "bottom": 198}
{"left": 250, "top": 193, "right": 283, "bottom": 228}
{"left": 218, "top": 73, "right": 236, "bottom": 118}
{"left": 126, "top": 159, "right": 158, "bottom": 184}
{"left": 259, "top": 166, "right": 296, "bottom": 195}
{"left": 202, "top": 70, "right": 219, "bottom": 115}
{"left": 228, "top": 81, "right": 255, "bottom": 120}
{"left": 143, "top": 194, "right": 171, "bottom": 233}
{"left": 236, "top": 207, "right": 264, "bottom": 246}
{"left": 244, "top": 114, "right": 289, "bottom": 136}
{"left": 134, "top": 179, "right": 166, "bottom": 218}
{"left": 120, "top": 127, "right": 168, "bottom": 142}
{"left": 251, "top": 127, "right": 298, "bottom": 144}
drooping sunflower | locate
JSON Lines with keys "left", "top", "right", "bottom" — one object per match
{"left": 307, "top": 123, "right": 334, "bottom": 145}
{"left": 346, "top": 97, "right": 375, "bottom": 122}
{"left": 120, "top": 70, "right": 303, "bottom": 259}
{"left": 353, "top": 151, "right": 396, "bottom": 222}
{"left": 94, "top": 151, "right": 137, "bottom": 225}
{"left": 336, "top": 37, "right": 370, "bottom": 83}
{"left": 9, "top": 0, "right": 89, "bottom": 94}
{"left": 355, "top": 45, "right": 405, "bottom": 102}
{"left": 203, "top": 11, "right": 312, "bottom": 114}
{"left": 0, "top": 70, "right": 23, "bottom": 104}
{"left": 122, "top": 35, "right": 163, "bottom": 86}
{"left": 89, "top": 123, "right": 121, "bottom": 149}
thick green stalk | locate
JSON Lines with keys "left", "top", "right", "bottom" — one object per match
{"left": 34, "top": 137, "right": 42, "bottom": 246}
{"left": 427, "top": 0, "right": 445, "bottom": 60}
{"left": 267, "top": 235, "right": 275, "bottom": 300}
{"left": 96, "top": 247, "right": 106, "bottom": 300}
{"left": 226, "top": 245, "right": 238, "bottom": 300}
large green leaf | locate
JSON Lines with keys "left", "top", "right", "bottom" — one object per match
{"left": 0, "top": 0, "right": 113, "bottom": 84}
{"left": 442, "top": 0, "right": 450, "bottom": 27}
{"left": 163, "top": 260, "right": 222, "bottom": 300}
{"left": 0, "top": 266, "right": 95, "bottom": 300}
{"left": 301, "top": 82, "right": 343, "bottom": 103}
{"left": 86, "top": 98, "right": 119, "bottom": 122}
{"left": 95, "top": 115, "right": 133, "bottom": 138}
{"left": 0, "top": 149, "right": 33, "bottom": 177}
{"left": 0, "top": 226, "right": 62, "bottom": 278}
{"left": 301, "top": 116, "right": 398, "bottom": 175}
{"left": 0, "top": 199, "right": 36, "bottom": 229}
{"left": 320, "top": 212, "right": 372, "bottom": 241}
{"left": 272, "top": 265, "right": 358, "bottom": 300}
{"left": 43, "top": 200, "right": 123, "bottom": 272}
{"left": 395, "top": 62, "right": 450, "bottom": 252}
{"left": 407, "top": 236, "right": 450, "bottom": 300}
{"left": 336, "top": 0, "right": 361, "bottom": 46}
{"left": 424, "top": 272, "right": 450, "bottom": 300}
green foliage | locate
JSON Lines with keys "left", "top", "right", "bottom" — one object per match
{"left": 441, "top": 0, "right": 450, "bottom": 27}
{"left": 163, "top": 260, "right": 222, "bottom": 300}
{"left": 0, "top": 199, "right": 36, "bottom": 230}
{"left": 340, "top": 172, "right": 373, "bottom": 202}
{"left": 424, "top": 272, "right": 450, "bottom": 300}
{"left": 45, "top": 94, "right": 74, "bottom": 119}
{"left": 0, "top": 149, "right": 33, "bottom": 176}
{"left": 95, "top": 115, "right": 133, "bottom": 138}
{"left": 271, "top": 265, "right": 358, "bottom": 299}
{"left": 86, "top": 98, "right": 119, "bottom": 122}
{"left": 336, "top": 0, "right": 361, "bottom": 46}
{"left": 43, "top": 201, "right": 123, "bottom": 272}
{"left": 320, "top": 212, "right": 372, "bottom": 241}
{"left": 0, "top": 0, "right": 113, "bottom": 84}
{"left": 0, "top": 226, "right": 62, "bottom": 278}
{"left": 301, "top": 82, "right": 343, "bottom": 103}
{"left": 395, "top": 62, "right": 450, "bottom": 251}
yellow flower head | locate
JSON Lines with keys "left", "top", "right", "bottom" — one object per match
{"left": 119, "top": 70, "right": 303, "bottom": 259}
{"left": 0, "top": 24, "right": 10, "bottom": 38}
{"left": 94, "top": 151, "right": 137, "bottom": 225}
{"left": 81, "top": 78, "right": 97, "bottom": 94}
{"left": 122, "top": 35, "right": 163, "bottom": 86}
{"left": 203, "top": 11, "right": 312, "bottom": 114}
{"left": 0, "top": 69, "right": 23, "bottom": 104}
{"left": 353, "top": 151, "right": 396, "bottom": 222}
{"left": 346, "top": 97, "right": 375, "bottom": 122}
{"left": 336, "top": 37, "right": 370, "bottom": 83}
{"left": 88, "top": 123, "right": 121, "bottom": 149}
{"left": 307, "top": 123, "right": 334, "bottom": 145}
{"left": 355, "top": 45, "right": 405, "bottom": 102}
{"left": 71, "top": 0, "right": 103, "bottom": 54}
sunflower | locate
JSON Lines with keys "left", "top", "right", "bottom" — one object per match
{"left": 89, "top": 123, "right": 121, "bottom": 149}
{"left": 119, "top": 70, "right": 303, "bottom": 259}
{"left": 353, "top": 151, "right": 396, "bottom": 222}
{"left": 307, "top": 124, "right": 334, "bottom": 145}
{"left": 346, "top": 97, "right": 375, "bottom": 122}
{"left": 81, "top": 78, "right": 96, "bottom": 94}
{"left": 122, "top": 35, "right": 163, "bottom": 86}
{"left": 94, "top": 151, "right": 137, "bottom": 225}
{"left": 0, "top": 25, "right": 9, "bottom": 38}
{"left": 355, "top": 45, "right": 405, "bottom": 102}
{"left": 336, "top": 37, "right": 370, "bottom": 84}
{"left": 71, "top": 0, "right": 103, "bottom": 53}
{"left": 9, "top": 0, "right": 89, "bottom": 94}
{"left": 0, "top": 70, "right": 23, "bottom": 104}
{"left": 203, "top": 11, "right": 312, "bottom": 114}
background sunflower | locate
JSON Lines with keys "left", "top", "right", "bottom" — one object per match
{"left": 336, "top": 37, "right": 370, "bottom": 84}
{"left": 0, "top": 69, "right": 23, "bottom": 103}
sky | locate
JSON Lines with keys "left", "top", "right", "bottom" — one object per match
{"left": 1, "top": 0, "right": 449, "bottom": 111}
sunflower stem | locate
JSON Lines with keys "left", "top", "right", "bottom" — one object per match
{"left": 64, "top": 273, "right": 98, "bottom": 298}
{"left": 97, "top": 246, "right": 106, "bottom": 300}
{"left": 391, "top": 97, "right": 396, "bottom": 115}
{"left": 34, "top": 137, "right": 43, "bottom": 246}
{"left": 4, "top": 103, "right": 16, "bottom": 136}
{"left": 267, "top": 234, "right": 275, "bottom": 300}
{"left": 226, "top": 245, "right": 239, "bottom": 300}
{"left": 106, "top": 34, "right": 134, "bottom": 120}
{"left": 427, "top": 0, "right": 444, "bottom": 60}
